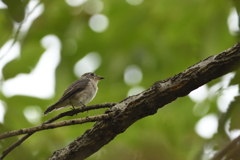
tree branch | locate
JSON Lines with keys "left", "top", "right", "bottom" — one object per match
{"left": 44, "top": 102, "right": 117, "bottom": 123}
{"left": 47, "top": 42, "right": 240, "bottom": 160}
{"left": 212, "top": 135, "right": 240, "bottom": 160}
{"left": 0, "top": 103, "right": 116, "bottom": 159}
{"left": 0, "top": 113, "right": 115, "bottom": 139}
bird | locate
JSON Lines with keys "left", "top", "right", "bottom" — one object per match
{"left": 43, "top": 72, "right": 105, "bottom": 115}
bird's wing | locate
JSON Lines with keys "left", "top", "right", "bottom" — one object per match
{"left": 57, "top": 78, "right": 89, "bottom": 104}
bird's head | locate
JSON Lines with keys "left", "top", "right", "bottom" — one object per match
{"left": 82, "top": 72, "right": 105, "bottom": 83}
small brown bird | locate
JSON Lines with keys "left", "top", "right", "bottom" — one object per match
{"left": 43, "top": 72, "right": 105, "bottom": 115}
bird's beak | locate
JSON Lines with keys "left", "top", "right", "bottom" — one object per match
{"left": 97, "top": 76, "right": 105, "bottom": 80}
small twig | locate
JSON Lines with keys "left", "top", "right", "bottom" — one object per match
{"left": 0, "top": 103, "right": 116, "bottom": 140}
{"left": 1, "top": 113, "right": 115, "bottom": 140}
{"left": 0, "top": 103, "right": 116, "bottom": 159}
{"left": 0, "top": 0, "right": 42, "bottom": 61}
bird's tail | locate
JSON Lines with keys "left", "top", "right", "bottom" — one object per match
{"left": 43, "top": 104, "right": 57, "bottom": 116}
{"left": 43, "top": 102, "right": 69, "bottom": 116}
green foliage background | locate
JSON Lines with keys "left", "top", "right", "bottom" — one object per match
{"left": 0, "top": 0, "right": 240, "bottom": 160}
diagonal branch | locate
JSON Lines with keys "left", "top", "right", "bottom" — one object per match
{"left": 212, "top": 135, "right": 240, "bottom": 160}
{"left": 0, "top": 113, "right": 115, "bottom": 139}
{"left": 48, "top": 42, "right": 240, "bottom": 160}
{"left": 0, "top": 103, "right": 116, "bottom": 159}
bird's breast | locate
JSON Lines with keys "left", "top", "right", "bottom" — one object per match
{"left": 71, "top": 80, "right": 98, "bottom": 106}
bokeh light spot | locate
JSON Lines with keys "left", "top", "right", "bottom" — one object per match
{"left": 224, "top": 119, "right": 240, "bottom": 140}
{"left": 227, "top": 7, "right": 240, "bottom": 36}
{"left": 124, "top": 65, "right": 143, "bottom": 86}
{"left": 65, "top": 0, "right": 87, "bottom": 7}
{"left": 195, "top": 114, "right": 218, "bottom": 139}
{"left": 0, "top": 101, "right": 6, "bottom": 124}
{"left": 189, "top": 85, "right": 208, "bottom": 102}
{"left": 74, "top": 52, "right": 102, "bottom": 77}
{"left": 126, "top": 0, "right": 144, "bottom": 6}
{"left": 23, "top": 106, "right": 42, "bottom": 125}
{"left": 0, "top": 1, "right": 7, "bottom": 9}
{"left": 89, "top": 14, "right": 109, "bottom": 33}
{"left": 217, "top": 85, "right": 239, "bottom": 113}
{"left": 0, "top": 40, "right": 21, "bottom": 80}
{"left": 2, "top": 35, "right": 61, "bottom": 98}
{"left": 13, "top": 0, "right": 44, "bottom": 37}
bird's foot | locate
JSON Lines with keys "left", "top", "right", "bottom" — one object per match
{"left": 70, "top": 106, "right": 78, "bottom": 116}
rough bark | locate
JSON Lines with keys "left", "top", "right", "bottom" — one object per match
{"left": 48, "top": 42, "right": 240, "bottom": 160}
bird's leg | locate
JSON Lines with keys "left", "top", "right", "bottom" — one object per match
{"left": 79, "top": 101, "right": 86, "bottom": 107}
{"left": 69, "top": 101, "right": 79, "bottom": 116}
{"left": 69, "top": 100, "right": 76, "bottom": 110}
{"left": 79, "top": 101, "right": 88, "bottom": 114}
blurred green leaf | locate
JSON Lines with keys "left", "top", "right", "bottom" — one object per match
{"left": 229, "top": 96, "right": 240, "bottom": 130}
{"left": 0, "top": 0, "right": 239, "bottom": 160}
{"left": 2, "top": 0, "right": 27, "bottom": 22}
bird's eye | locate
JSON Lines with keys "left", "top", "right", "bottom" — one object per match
{"left": 90, "top": 73, "right": 94, "bottom": 76}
